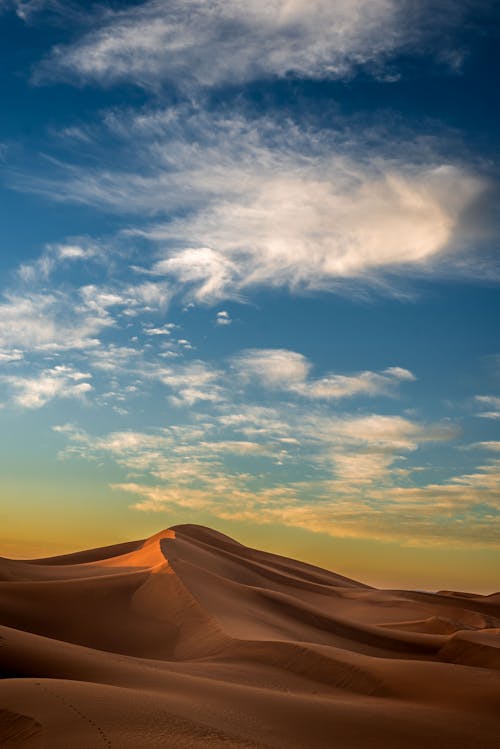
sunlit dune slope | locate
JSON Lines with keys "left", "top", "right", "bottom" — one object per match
{"left": 0, "top": 524, "right": 499, "bottom": 748}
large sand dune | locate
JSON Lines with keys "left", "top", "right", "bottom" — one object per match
{"left": 0, "top": 524, "right": 499, "bottom": 747}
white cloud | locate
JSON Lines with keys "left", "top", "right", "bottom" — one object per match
{"left": 144, "top": 323, "right": 176, "bottom": 336}
{"left": 11, "top": 109, "right": 489, "bottom": 299}
{"left": 112, "top": 483, "right": 212, "bottom": 512}
{"left": 17, "top": 241, "right": 99, "bottom": 283}
{"left": 36, "top": 1, "right": 399, "bottom": 87}
{"left": 148, "top": 361, "right": 224, "bottom": 406}
{"left": 79, "top": 280, "right": 170, "bottom": 317}
{"left": 0, "top": 292, "right": 107, "bottom": 353}
{"left": 331, "top": 450, "right": 399, "bottom": 485}
{"left": 197, "top": 440, "right": 267, "bottom": 455}
{"left": 56, "top": 243, "right": 96, "bottom": 260}
{"left": 325, "top": 413, "right": 456, "bottom": 450}
{"left": 474, "top": 441, "right": 500, "bottom": 453}
{"left": 216, "top": 310, "right": 231, "bottom": 326}
{"left": 301, "top": 369, "right": 416, "bottom": 400}
{"left": 0, "top": 348, "right": 23, "bottom": 363}
{"left": 384, "top": 366, "right": 416, "bottom": 381}
{"left": 3, "top": 1, "right": 83, "bottom": 22}
{"left": 152, "top": 162, "right": 484, "bottom": 299}
{"left": 217, "top": 404, "right": 291, "bottom": 438}
{"left": 87, "top": 344, "right": 141, "bottom": 372}
{"left": 0, "top": 271, "right": 173, "bottom": 405}
{"left": 475, "top": 395, "right": 500, "bottom": 420}
{"left": 153, "top": 248, "right": 239, "bottom": 303}
{"left": 300, "top": 412, "right": 458, "bottom": 486}
{"left": 0, "top": 244, "right": 169, "bottom": 361}
{"left": 233, "top": 348, "right": 415, "bottom": 400}
{"left": 55, "top": 126, "right": 92, "bottom": 143}
{"left": 235, "top": 349, "right": 311, "bottom": 389}
{"left": 3, "top": 365, "right": 92, "bottom": 409}
{"left": 38, "top": 0, "right": 469, "bottom": 89}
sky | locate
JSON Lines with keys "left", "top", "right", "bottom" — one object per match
{"left": 0, "top": 0, "right": 499, "bottom": 592}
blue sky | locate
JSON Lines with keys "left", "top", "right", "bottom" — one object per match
{"left": 0, "top": 1, "right": 499, "bottom": 587}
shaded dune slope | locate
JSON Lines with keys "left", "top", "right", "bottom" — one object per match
{"left": 0, "top": 524, "right": 499, "bottom": 748}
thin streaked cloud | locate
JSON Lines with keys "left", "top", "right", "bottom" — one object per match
{"left": 233, "top": 348, "right": 415, "bottom": 399}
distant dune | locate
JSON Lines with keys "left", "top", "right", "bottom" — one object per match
{"left": 0, "top": 524, "right": 499, "bottom": 748}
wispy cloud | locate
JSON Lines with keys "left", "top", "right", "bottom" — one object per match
{"left": 1, "top": 1, "right": 87, "bottom": 22}
{"left": 300, "top": 412, "right": 458, "bottom": 487}
{"left": 0, "top": 291, "right": 107, "bottom": 355}
{"left": 144, "top": 323, "right": 177, "bottom": 336}
{"left": 15, "top": 109, "right": 489, "bottom": 299}
{"left": 112, "top": 464, "right": 500, "bottom": 549}
{"left": 0, "top": 349, "right": 23, "bottom": 363}
{"left": 150, "top": 161, "right": 486, "bottom": 299}
{"left": 320, "top": 413, "right": 456, "bottom": 451}
{"left": 107, "top": 422, "right": 497, "bottom": 547}
{"left": 36, "top": 0, "right": 473, "bottom": 89}
{"left": 147, "top": 361, "right": 225, "bottom": 406}
{"left": 33, "top": 1, "right": 404, "bottom": 87}
{"left": 18, "top": 241, "right": 100, "bottom": 283}
{"left": 2, "top": 365, "right": 92, "bottom": 408}
{"left": 233, "top": 348, "right": 415, "bottom": 399}
{"left": 51, "top": 393, "right": 482, "bottom": 548}
{"left": 0, "top": 257, "right": 171, "bottom": 364}
{"left": 475, "top": 395, "right": 500, "bottom": 420}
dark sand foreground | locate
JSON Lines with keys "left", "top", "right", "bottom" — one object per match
{"left": 0, "top": 524, "right": 499, "bottom": 747}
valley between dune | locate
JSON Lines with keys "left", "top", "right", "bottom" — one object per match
{"left": 0, "top": 524, "right": 499, "bottom": 748}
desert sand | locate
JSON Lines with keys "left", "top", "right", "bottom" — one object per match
{"left": 0, "top": 524, "right": 499, "bottom": 748}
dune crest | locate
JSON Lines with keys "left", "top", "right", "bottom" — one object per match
{"left": 0, "top": 524, "right": 499, "bottom": 748}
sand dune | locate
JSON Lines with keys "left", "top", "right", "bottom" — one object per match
{"left": 0, "top": 524, "right": 499, "bottom": 747}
